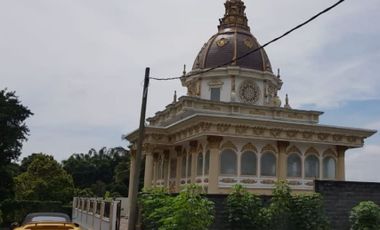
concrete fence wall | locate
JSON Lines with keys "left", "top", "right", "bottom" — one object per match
{"left": 72, "top": 197, "right": 120, "bottom": 230}
{"left": 315, "top": 180, "right": 380, "bottom": 230}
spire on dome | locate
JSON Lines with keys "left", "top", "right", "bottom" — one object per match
{"left": 218, "top": 0, "right": 250, "bottom": 31}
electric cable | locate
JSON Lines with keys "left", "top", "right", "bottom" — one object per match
{"left": 150, "top": 0, "right": 345, "bottom": 81}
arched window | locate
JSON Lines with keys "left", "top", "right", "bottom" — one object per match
{"left": 187, "top": 154, "right": 192, "bottom": 177}
{"left": 163, "top": 158, "right": 168, "bottom": 180}
{"left": 197, "top": 152, "right": 203, "bottom": 176}
{"left": 241, "top": 151, "right": 257, "bottom": 176}
{"left": 305, "top": 155, "right": 319, "bottom": 178}
{"left": 220, "top": 149, "right": 237, "bottom": 175}
{"left": 323, "top": 157, "right": 336, "bottom": 179}
{"left": 287, "top": 154, "right": 302, "bottom": 177}
{"left": 181, "top": 155, "right": 187, "bottom": 178}
{"left": 170, "top": 159, "right": 177, "bottom": 179}
{"left": 204, "top": 151, "right": 210, "bottom": 175}
{"left": 261, "top": 152, "right": 276, "bottom": 177}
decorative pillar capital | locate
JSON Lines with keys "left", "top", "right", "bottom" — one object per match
{"left": 277, "top": 141, "right": 290, "bottom": 150}
{"left": 175, "top": 146, "right": 182, "bottom": 156}
{"left": 189, "top": 140, "right": 198, "bottom": 152}
{"left": 163, "top": 150, "right": 170, "bottom": 160}
{"left": 207, "top": 136, "right": 223, "bottom": 149}
{"left": 336, "top": 146, "right": 348, "bottom": 153}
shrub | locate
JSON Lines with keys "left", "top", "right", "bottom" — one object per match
{"left": 290, "top": 193, "right": 329, "bottom": 230}
{"left": 266, "top": 180, "right": 292, "bottom": 230}
{"left": 160, "top": 184, "right": 214, "bottom": 230}
{"left": 139, "top": 185, "right": 214, "bottom": 230}
{"left": 350, "top": 201, "right": 380, "bottom": 230}
{"left": 139, "top": 187, "right": 172, "bottom": 230}
{"left": 225, "top": 181, "right": 329, "bottom": 230}
{"left": 226, "top": 184, "right": 263, "bottom": 229}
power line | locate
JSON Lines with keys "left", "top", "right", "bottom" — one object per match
{"left": 150, "top": 0, "right": 345, "bottom": 81}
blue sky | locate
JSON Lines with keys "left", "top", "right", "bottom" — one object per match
{"left": 0, "top": 0, "right": 379, "bottom": 181}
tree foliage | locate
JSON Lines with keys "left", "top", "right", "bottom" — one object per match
{"left": 226, "top": 181, "right": 330, "bottom": 230}
{"left": 226, "top": 184, "right": 263, "bottom": 229}
{"left": 0, "top": 89, "right": 33, "bottom": 164}
{"left": 350, "top": 201, "right": 380, "bottom": 230}
{"left": 62, "top": 147, "right": 130, "bottom": 196}
{"left": 14, "top": 153, "right": 74, "bottom": 203}
{"left": 0, "top": 89, "right": 32, "bottom": 201}
{"left": 140, "top": 185, "right": 215, "bottom": 230}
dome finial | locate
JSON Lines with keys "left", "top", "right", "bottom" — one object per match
{"left": 218, "top": 0, "right": 250, "bottom": 31}
{"left": 284, "top": 94, "right": 292, "bottom": 109}
{"left": 182, "top": 64, "right": 187, "bottom": 76}
{"left": 173, "top": 90, "right": 177, "bottom": 103}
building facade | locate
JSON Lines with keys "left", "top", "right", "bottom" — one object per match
{"left": 125, "top": 0, "right": 376, "bottom": 195}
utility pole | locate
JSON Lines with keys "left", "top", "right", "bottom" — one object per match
{"left": 127, "top": 67, "right": 150, "bottom": 230}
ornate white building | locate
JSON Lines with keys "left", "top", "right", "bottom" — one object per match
{"left": 126, "top": 0, "right": 376, "bottom": 194}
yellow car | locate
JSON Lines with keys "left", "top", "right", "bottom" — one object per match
{"left": 13, "top": 212, "right": 81, "bottom": 230}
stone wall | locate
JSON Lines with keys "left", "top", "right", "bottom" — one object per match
{"left": 315, "top": 180, "right": 380, "bottom": 230}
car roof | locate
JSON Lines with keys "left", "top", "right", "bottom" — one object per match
{"left": 23, "top": 212, "right": 71, "bottom": 225}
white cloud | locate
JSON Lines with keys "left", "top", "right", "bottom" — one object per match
{"left": 0, "top": 0, "right": 379, "bottom": 169}
{"left": 346, "top": 145, "right": 380, "bottom": 182}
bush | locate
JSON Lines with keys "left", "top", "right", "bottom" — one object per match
{"left": 225, "top": 181, "right": 330, "bottom": 230}
{"left": 290, "top": 193, "right": 329, "bottom": 230}
{"left": 139, "top": 187, "right": 172, "bottom": 229}
{"left": 139, "top": 185, "right": 214, "bottom": 230}
{"left": 350, "top": 201, "right": 380, "bottom": 230}
{"left": 226, "top": 184, "right": 263, "bottom": 229}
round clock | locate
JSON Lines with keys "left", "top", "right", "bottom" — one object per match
{"left": 239, "top": 80, "right": 260, "bottom": 104}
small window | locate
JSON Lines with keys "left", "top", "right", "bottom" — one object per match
{"left": 323, "top": 157, "right": 336, "bottom": 179}
{"left": 170, "top": 159, "right": 177, "bottom": 179}
{"left": 220, "top": 149, "right": 237, "bottom": 175}
{"left": 204, "top": 151, "right": 210, "bottom": 175}
{"left": 187, "top": 154, "right": 192, "bottom": 177}
{"left": 181, "top": 155, "right": 187, "bottom": 178}
{"left": 305, "top": 155, "right": 319, "bottom": 178}
{"left": 210, "top": 88, "right": 221, "bottom": 101}
{"left": 241, "top": 151, "right": 257, "bottom": 176}
{"left": 197, "top": 153, "right": 203, "bottom": 176}
{"left": 287, "top": 154, "right": 302, "bottom": 177}
{"left": 261, "top": 152, "right": 276, "bottom": 177}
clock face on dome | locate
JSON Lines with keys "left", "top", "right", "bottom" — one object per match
{"left": 239, "top": 80, "right": 260, "bottom": 104}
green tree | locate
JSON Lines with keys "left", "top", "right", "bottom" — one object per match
{"left": 14, "top": 153, "right": 74, "bottom": 203}
{"left": 226, "top": 184, "right": 263, "bottom": 229}
{"left": 0, "top": 89, "right": 33, "bottom": 200}
{"left": 63, "top": 146, "right": 131, "bottom": 196}
{"left": 350, "top": 201, "right": 380, "bottom": 230}
{"left": 0, "top": 89, "right": 33, "bottom": 164}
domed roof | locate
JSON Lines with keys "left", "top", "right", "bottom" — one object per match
{"left": 192, "top": 0, "right": 273, "bottom": 73}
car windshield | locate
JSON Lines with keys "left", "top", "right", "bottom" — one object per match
{"left": 30, "top": 216, "right": 68, "bottom": 222}
{"left": 23, "top": 213, "right": 71, "bottom": 224}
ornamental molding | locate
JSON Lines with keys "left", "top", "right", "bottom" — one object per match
{"left": 241, "top": 143, "right": 258, "bottom": 153}
{"left": 323, "top": 148, "right": 337, "bottom": 157}
{"left": 221, "top": 141, "right": 238, "bottom": 151}
{"left": 208, "top": 79, "right": 224, "bottom": 87}
{"left": 261, "top": 144, "right": 277, "bottom": 153}
{"left": 286, "top": 146, "right": 302, "bottom": 155}
{"left": 238, "top": 79, "right": 260, "bottom": 104}
{"left": 305, "top": 147, "right": 319, "bottom": 155}
{"left": 128, "top": 118, "right": 369, "bottom": 148}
